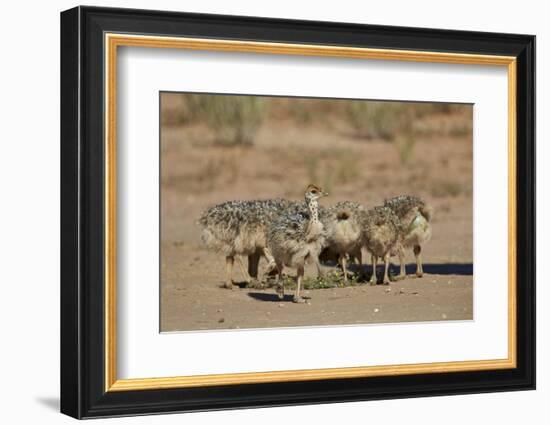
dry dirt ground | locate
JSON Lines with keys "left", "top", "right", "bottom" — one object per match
{"left": 160, "top": 99, "right": 473, "bottom": 332}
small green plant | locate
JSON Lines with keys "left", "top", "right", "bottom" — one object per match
{"left": 395, "top": 136, "right": 416, "bottom": 165}
{"left": 266, "top": 269, "right": 361, "bottom": 291}
{"left": 335, "top": 153, "right": 360, "bottom": 184}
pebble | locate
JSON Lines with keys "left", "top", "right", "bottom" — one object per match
{"left": 442, "top": 313, "right": 448, "bottom": 319}
{"left": 374, "top": 308, "right": 380, "bottom": 313}
{"left": 278, "top": 303, "right": 285, "bottom": 308}
{"left": 218, "top": 318, "right": 225, "bottom": 323}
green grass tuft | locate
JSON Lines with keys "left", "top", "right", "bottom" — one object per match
{"left": 267, "top": 270, "right": 362, "bottom": 290}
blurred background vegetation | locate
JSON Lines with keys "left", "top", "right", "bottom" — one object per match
{"left": 174, "top": 94, "right": 266, "bottom": 146}
{"left": 160, "top": 93, "right": 472, "bottom": 208}
{"left": 162, "top": 93, "right": 471, "bottom": 164}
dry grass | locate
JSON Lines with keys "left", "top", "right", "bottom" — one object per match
{"left": 164, "top": 94, "right": 266, "bottom": 146}
{"left": 163, "top": 155, "right": 240, "bottom": 192}
{"left": 163, "top": 93, "right": 472, "bottom": 143}
{"left": 395, "top": 135, "right": 416, "bottom": 165}
{"left": 303, "top": 150, "right": 360, "bottom": 194}
{"left": 160, "top": 93, "right": 472, "bottom": 206}
{"left": 431, "top": 181, "right": 465, "bottom": 198}
{"left": 346, "top": 101, "right": 406, "bottom": 140}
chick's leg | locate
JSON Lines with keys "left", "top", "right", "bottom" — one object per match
{"left": 369, "top": 255, "right": 378, "bottom": 286}
{"left": 383, "top": 253, "right": 391, "bottom": 285}
{"left": 224, "top": 256, "right": 235, "bottom": 289}
{"left": 293, "top": 264, "right": 306, "bottom": 303}
{"left": 414, "top": 245, "right": 423, "bottom": 278}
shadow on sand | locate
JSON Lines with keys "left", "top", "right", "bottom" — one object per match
{"left": 247, "top": 292, "right": 299, "bottom": 302}
{"left": 397, "top": 263, "right": 473, "bottom": 276}
{"left": 245, "top": 263, "right": 472, "bottom": 302}
{"left": 325, "top": 262, "right": 473, "bottom": 277}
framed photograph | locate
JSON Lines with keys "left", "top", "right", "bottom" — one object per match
{"left": 60, "top": 6, "right": 535, "bottom": 419}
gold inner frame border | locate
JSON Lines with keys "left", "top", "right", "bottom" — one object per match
{"left": 104, "top": 33, "right": 517, "bottom": 392}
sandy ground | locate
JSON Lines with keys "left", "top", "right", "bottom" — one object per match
{"left": 161, "top": 245, "right": 472, "bottom": 331}
{"left": 160, "top": 97, "right": 473, "bottom": 332}
{"left": 161, "top": 211, "right": 473, "bottom": 331}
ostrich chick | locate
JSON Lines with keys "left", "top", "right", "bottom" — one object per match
{"left": 360, "top": 206, "right": 401, "bottom": 285}
{"left": 323, "top": 201, "right": 365, "bottom": 282}
{"left": 267, "top": 185, "right": 328, "bottom": 303}
{"left": 384, "top": 195, "right": 433, "bottom": 279}
{"left": 199, "top": 199, "right": 293, "bottom": 289}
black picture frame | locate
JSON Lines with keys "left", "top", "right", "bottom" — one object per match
{"left": 61, "top": 5, "right": 535, "bottom": 419}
